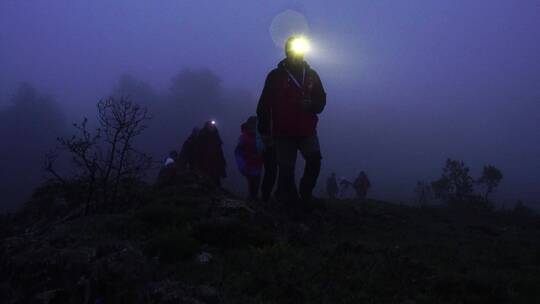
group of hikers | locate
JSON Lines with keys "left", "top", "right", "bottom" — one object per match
{"left": 161, "top": 35, "right": 370, "bottom": 204}
{"left": 161, "top": 120, "right": 226, "bottom": 186}
{"left": 325, "top": 172, "right": 371, "bottom": 200}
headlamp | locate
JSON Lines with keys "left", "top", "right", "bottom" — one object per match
{"left": 289, "top": 36, "right": 311, "bottom": 56}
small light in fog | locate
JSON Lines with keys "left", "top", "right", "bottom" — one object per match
{"left": 211, "top": 120, "right": 216, "bottom": 125}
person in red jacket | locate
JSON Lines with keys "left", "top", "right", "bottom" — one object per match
{"left": 256, "top": 35, "right": 326, "bottom": 203}
{"left": 235, "top": 116, "right": 264, "bottom": 201}
{"left": 196, "top": 121, "right": 227, "bottom": 186}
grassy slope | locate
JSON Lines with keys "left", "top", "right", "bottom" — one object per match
{"left": 2, "top": 181, "right": 540, "bottom": 303}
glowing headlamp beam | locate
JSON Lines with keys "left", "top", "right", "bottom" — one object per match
{"left": 289, "top": 37, "right": 311, "bottom": 56}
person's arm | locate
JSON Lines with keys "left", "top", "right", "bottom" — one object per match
{"left": 256, "top": 72, "right": 275, "bottom": 137}
{"left": 309, "top": 70, "right": 326, "bottom": 114}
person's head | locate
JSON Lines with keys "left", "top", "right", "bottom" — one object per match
{"left": 169, "top": 150, "right": 178, "bottom": 159}
{"left": 285, "top": 35, "right": 310, "bottom": 64}
{"left": 204, "top": 120, "right": 217, "bottom": 132}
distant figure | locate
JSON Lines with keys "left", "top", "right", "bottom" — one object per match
{"left": 164, "top": 150, "right": 178, "bottom": 167}
{"left": 196, "top": 121, "right": 226, "bottom": 186}
{"left": 353, "top": 171, "right": 371, "bottom": 200}
{"left": 157, "top": 150, "right": 179, "bottom": 185}
{"left": 179, "top": 127, "right": 199, "bottom": 170}
{"left": 235, "top": 116, "right": 263, "bottom": 201}
{"left": 257, "top": 35, "right": 327, "bottom": 203}
{"left": 326, "top": 173, "right": 338, "bottom": 199}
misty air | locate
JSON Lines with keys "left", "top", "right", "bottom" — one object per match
{"left": 1, "top": 1, "right": 539, "bottom": 303}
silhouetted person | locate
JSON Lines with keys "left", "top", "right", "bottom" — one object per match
{"left": 353, "top": 171, "right": 371, "bottom": 200}
{"left": 257, "top": 35, "right": 326, "bottom": 204}
{"left": 157, "top": 150, "right": 179, "bottom": 185}
{"left": 179, "top": 127, "right": 199, "bottom": 170}
{"left": 195, "top": 121, "right": 226, "bottom": 186}
{"left": 235, "top": 116, "right": 263, "bottom": 201}
{"left": 164, "top": 150, "right": 178, "bottom": 167}
{"left": 326, "top": 173, "right": 338, "bottom": 199}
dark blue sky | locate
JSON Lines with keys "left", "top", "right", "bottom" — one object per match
{"left": 1, "top": 0, "right": 539, "bottom": 205}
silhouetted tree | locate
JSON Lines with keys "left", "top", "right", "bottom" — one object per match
{"left": 431, "top": 159, "right": 474, "bottom": 204}
{"left": 169, "top": 68, "right": 223, "bottom": 123}
{"left": 477, "top": 165, "right": 503, "bottom": 202}
{"left": 112, "top": 74, "right": 159, "bottom": 108}
{"left": 47, "top": 97, "right": 151, "bottom": 213}
{"left": 170, "top": 68, "right": 221, "bottom": 102}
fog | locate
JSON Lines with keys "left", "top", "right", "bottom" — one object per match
{"left": 1, "top": 0, "right": 539, "bottom": 211}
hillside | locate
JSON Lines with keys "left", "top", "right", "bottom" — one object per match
{"left": 2, "top": 174, "right": 540, "bottom": 303}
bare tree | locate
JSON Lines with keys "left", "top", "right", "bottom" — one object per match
{"left": 46, "top": 97, "right": 151, "bottom": 214}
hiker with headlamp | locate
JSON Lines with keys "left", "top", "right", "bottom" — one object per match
{"left": 256, "top": 35, "right": 326, "bottom": 204}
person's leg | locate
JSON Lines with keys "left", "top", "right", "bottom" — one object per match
{"left": 298, "top": 135, "right": 322, "bottom": 201}
{"left": 261, "top": 146, "right": 278, "bottom": 202}
{"left": 275, "top": 137, "right": 299, "bottom": 202}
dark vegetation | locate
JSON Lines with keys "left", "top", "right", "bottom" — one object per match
{"left": 1, "top": 98, "right": 540, "bottom": 303}
{"left": 46, "top": 97, "right": 152, "bottom": 214}
{"left": 430, "top": 159, "right": 504, "bottom": 211}
{"left": 0, "top": 69, "right": 253, "bottom": 212}
{"left": 2, "top": 172, "right": 540, "bottom": 303}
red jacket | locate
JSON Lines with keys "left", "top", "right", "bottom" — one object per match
{"left": 257, "top": 60, "right": 326, "bottom": 137}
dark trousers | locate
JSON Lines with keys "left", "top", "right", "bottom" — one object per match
{"left": 261, "top": 147, "right": 278, "bottom": 202}
{"left": 275, "top": 135, "right": 322, "bottom": 202}
{"left": 245, "top": 175, "right": 261, "bottom": 201}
